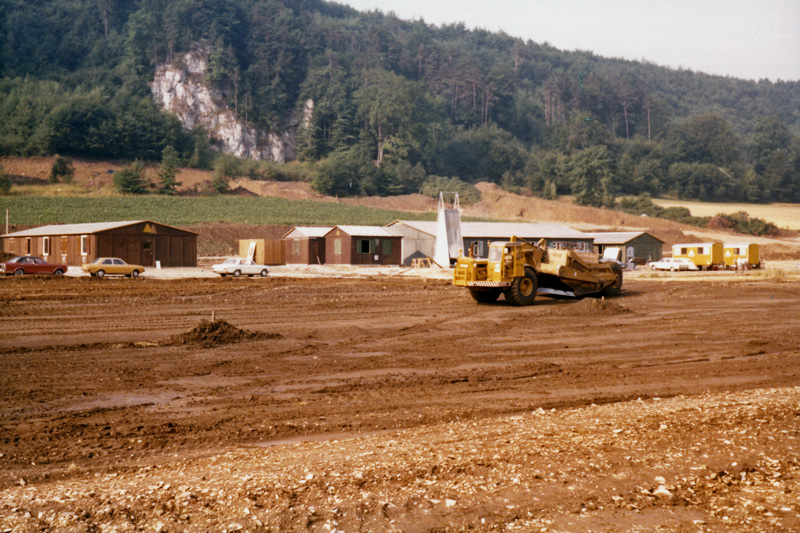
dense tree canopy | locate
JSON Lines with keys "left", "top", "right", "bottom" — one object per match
{"left": 1, "top": 0, "right": 799, "bottom": 203}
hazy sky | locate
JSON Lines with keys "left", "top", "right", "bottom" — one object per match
{"left": 337, "top": 0, "right": 800, "bottom": 82}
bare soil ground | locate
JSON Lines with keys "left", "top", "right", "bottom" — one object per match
{"left": 1, "top": 272, "right": 799, "bottom": 531}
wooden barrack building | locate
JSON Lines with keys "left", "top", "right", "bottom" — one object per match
{"left": 2, "top": 220, "right": 198, "bottom": 267}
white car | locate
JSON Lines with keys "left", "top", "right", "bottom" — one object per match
{"left": 647, "top": 257, "right": 699, "bottom": 271}
{"left": 212, "top": 257, "right": 269, "bottom": 277}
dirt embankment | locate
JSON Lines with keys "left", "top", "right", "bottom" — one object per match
{"left": 1, "top": 274, "right": 799, "bottom": 530}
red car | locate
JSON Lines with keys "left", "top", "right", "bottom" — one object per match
{"left": 0, "top": 256, "right": 68, "bottom": 276}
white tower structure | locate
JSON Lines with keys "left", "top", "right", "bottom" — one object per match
{"left": 434, "top": 192, "right": 463, "bottom": 267}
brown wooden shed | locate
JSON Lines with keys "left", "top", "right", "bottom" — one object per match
{"left": 324, "top": 226, "right": 403, "bottom": 266}
{"left": 283, "top": 227, "right": 332, "bottom": 265}
{"left": 1, "top": 220, "right": 198, "bottom": 267}
{"left": 238, "top": 239, "right": 286, "bottom": 265}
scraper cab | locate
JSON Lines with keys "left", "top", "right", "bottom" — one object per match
{"left": 453, "top": 236, "right": 623, "bottom": 305}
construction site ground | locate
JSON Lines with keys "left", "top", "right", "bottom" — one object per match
{"left": 1, "top": 270, "right": 799, "bottom": 532}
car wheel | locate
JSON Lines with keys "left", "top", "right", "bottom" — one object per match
{"left": 96, "top": 270, "right": 105, "bottom": 278}
{"left": 233, "top": 270, "right": 241, "bottom": 278}
{"left": 260, "top": 269, "right": 268, "bottom": 277}
{"left": 650, "top": 265, "right": 656, "bottom": 270}
{"left": 14, "top": 268, "right": 24, "bottom": 276}
{"left": 53, "top": 269, "right": 64, "bottom": 276}
{"left": 670, "top": 266, "right": 676, "bottom": 272}
{"left": 130, "top": 270, "right": 139, "bottom": 278}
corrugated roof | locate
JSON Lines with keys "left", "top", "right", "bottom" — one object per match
{"left": 283, "top": 226, "right": 334, "bottom": 239}
{"left": 390, "top": 220, "right": 589, "bottom": 240}
{"left": 327, "top": 225, "right": 403, "bottom": 237}
{"left": 586, "top": 231, "right": 663, "bottom": 244}
{"left": 2, "top": 220, "right": 198, "bottom": 237}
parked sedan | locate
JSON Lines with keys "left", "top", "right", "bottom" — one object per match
{"left": 82, "top": 257, "right": 145, "bottom": 278}
{"left": 0, "top": 256, "right": 67, "bottom": 276}
{"left": 212, "top": 257, "right": 269, "bottom": 277}
{"left": 647, "top": 257, "right": 699, "bottom": 271}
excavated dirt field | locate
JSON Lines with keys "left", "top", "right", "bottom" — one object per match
{"left": 1, "top": 273, "right": 799, "bottom": 532}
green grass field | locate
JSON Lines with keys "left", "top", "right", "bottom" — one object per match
{"left": 0, "top": 196, "right": 438, "bottom": 228}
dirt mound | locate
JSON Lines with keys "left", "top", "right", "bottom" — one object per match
{"left": 763, "top": 242, "right": 800, "bottom": 260}
{"left": 164, "top": 319, "right": 279, "bottom": 348}
{"left": 546, "top": 297, "right": 631, "bottom": 316}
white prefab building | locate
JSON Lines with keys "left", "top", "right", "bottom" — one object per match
{"left": 387, "top": 221, "right": 594, "bottom": 266}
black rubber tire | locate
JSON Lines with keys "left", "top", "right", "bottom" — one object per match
{"left": 504, "top": 267, "right": 538, "bottom": 306}
{"left": 96, "top": 270, "right": 105, "bottom": 278}
{"left": 603, "top": 262, "right": 623, "bottom": 297}
{"left": 233, "top": 270, "right": 241, "bottom": 278}
{"left": 260, "top": 269, "right": 268, "bottom": 277}
{"left": 670, "top": 266, "right": 676, "bottom": 272}
{"left": 53, "top": 269, "right": 64, "bottom": 276}
{"left": 131, "top": 270, "right": 139, "bottom": 278}
{"left": 14, "top": 269, "right": 24, "bottom": 276}
{"left": 470, "top": 288, "right": 501, "bottom": 304}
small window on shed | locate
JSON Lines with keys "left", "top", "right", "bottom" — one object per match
{"left": 680, "top": 247, "right": 688, "bottom": 255}
{"left": 25, "top": 238, "right": 32, "bottom": 255}
{"left": 292, "top": 239, "right": 300, "bottom": 254}
{"left": 358, "top": 239, "right": 372, "bottom": 254}
{"left": 80, "top": 235, "right": 89, "bottom": 255}
{"left": 43, "top": 236, "right": 51, "bottom": 256}
{"left": 334, "top": 238, "right": 342, "bottom": 255}
{"left": 382, "top": 239, "right": 393, "bottom": 255}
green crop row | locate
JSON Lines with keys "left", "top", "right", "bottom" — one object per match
{"left": 0, "top": 196, "right": 442, "bottom": 228}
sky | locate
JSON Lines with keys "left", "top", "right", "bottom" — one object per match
{"left": 337, "top": 0, "right": 800, "bottom": 82}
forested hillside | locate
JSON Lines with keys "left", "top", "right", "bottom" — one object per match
{"left": 1, "top": 0, "right": 799, "bottom": 205}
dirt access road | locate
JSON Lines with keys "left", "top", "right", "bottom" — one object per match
{"left": 1, "top": 273, "right": 799, "bottom": 531}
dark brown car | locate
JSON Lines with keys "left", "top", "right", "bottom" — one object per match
{"left": 0, "top": 256, "right": 68, "bottom": 276}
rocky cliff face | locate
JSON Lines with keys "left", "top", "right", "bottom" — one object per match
{"left": 151, "top": 49, "right": 297, "bottom": 162}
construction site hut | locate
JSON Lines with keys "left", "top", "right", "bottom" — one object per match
{"left": 324, "top": 226, "right": 403, "bottom": 266}
{"left": 586, "top": 231, "right": 665, "bottom": 263}
{"left": 387, "top": 221, "right": 594, "bottom": 265}
{"left": 283, "top": 227, "right": 332, "bottom": 265}
{"left": 1, "top": 220, "right": 197, "bottom": 267}
{"left": 723, "top": 243, "right": 760, "bottom": 269}
{"left": 672, "top": 242, "right": 724, "bottom": 270}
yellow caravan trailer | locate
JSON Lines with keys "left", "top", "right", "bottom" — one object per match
{"left": 672, "top": 242, "right": 724, "bottom": 270}
{"left": 723, "top": 243, "right": 760, "bottom": 269}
